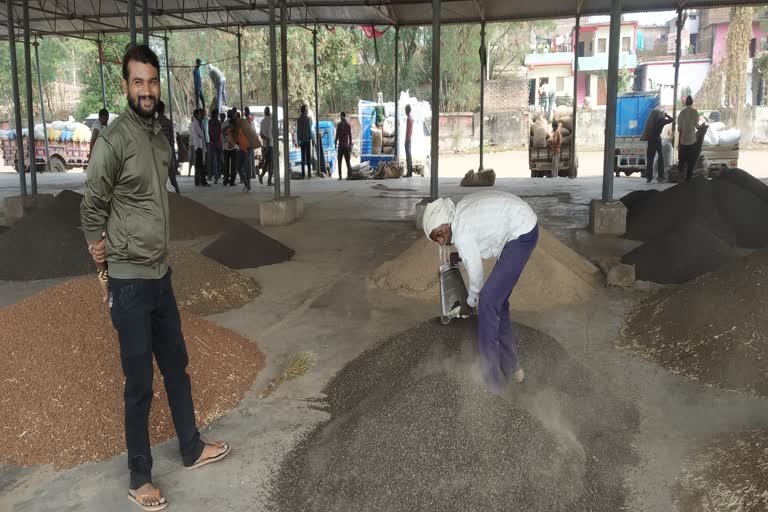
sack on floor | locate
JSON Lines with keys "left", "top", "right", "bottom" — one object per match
{"left": 371, "top": 126, "right": 383, "bottom": 154}
{"left": 460, "top": 169, "right": 496, "bottom": 187}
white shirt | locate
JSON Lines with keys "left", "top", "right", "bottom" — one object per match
{"left": 259, "top": 116, "right": 273, "bottom": 147}
{"left": 191, "top": 118, "right": 204, "bottom": 149}
{"left": 451, "top": 191, "right": 538, "bottom": 306}
{"left": 677, "top": 106, "right": 699, "bottom": 146}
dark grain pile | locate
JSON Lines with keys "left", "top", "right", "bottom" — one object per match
{"left": 202, "top": 222, "right": 294, "bottom": 270}
{"left": 620, "top": 249, "right": 768, "bottom": 396}
{"left": 168, "top": 248, "right": 260, "bottom": 315}
{"left": 675, "top": 428, "right": 768, "bottom": 512}
{"left": 272, "top": 318, "right": 639, "bottom": 512}
{"left": 0, "top": 277, "right": 264, "bottom": 469}
{"left": 621, "top": 173, "right": 768, "bottom": 283}
{"left": 167, "top": 193, "right": 239, "bottom": 241}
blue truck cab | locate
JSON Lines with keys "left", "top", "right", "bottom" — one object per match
{"left": 615, "top": 91, "right": 661, "bottom": 177}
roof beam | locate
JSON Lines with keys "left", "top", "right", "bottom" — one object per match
{"left": 473, "top": 0, "right": 484, "bottom": 20}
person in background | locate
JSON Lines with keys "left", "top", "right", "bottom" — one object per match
{"left": 89, "top": 108, "right": 110, "bottom": 159}
{"left": 259, "top": 106, "right": 274, "bottom": 186}
{"left": 187, "top": 109, "right": 197, "bottom": 177}
{"left": 157, "top": 101, "right": 180, "bottom": 195}
{"left": 222, "top": 109, "right": 237, "bottom": 186}
{"left": 645, "top": 110, "right": 673, "bottom": 183}
{"left": 297, "top": 104, "right": 314, "bottom": 179}
{"left": 81, "top": 44, "right": 230, "bottom": 512}
{"left": 422, "top": 191, "right": 539, "bottom": 393}
{"left": 548, "top": 120, "right": 562, "bottom": 178}
{"left": 677, "top": 95, "right": 700, "bottom": 181}
{"left": 201, "top": 108, "right": 210, "bottom": 174}
{"left": 193, "top": 59, "right": 204, "bottom": 109}
{"left": 235, "top": 115, "right": 252, "bottom": 191}
{"left": 404, "top": 104, "right": 414, "bottom": 177}
{"left": 208, "top": 109, "right": 223, "bottom": 185}
{"left": 244, "top": 107, "right": 256, "bottom": 180}
{"left": 334, "top": 112, "right": 353, "bottom": 180}
{"left": 208, "top": 64, "right": 227, "bottom": 114}
{"left": 538, "top": 80, "right": 553, "bottom": 121}
{"left": 191, "top": 109, "right": 208, "bottom": 186}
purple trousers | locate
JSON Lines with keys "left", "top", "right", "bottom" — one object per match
{"left": 478, "top": 224, "right": 539, "bottom": 391}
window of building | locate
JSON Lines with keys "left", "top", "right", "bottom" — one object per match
{"left": 578, "top": 41, "right": 585, "bottom": 57}
{"left": 585, "top": 75, "right": 591, "bottom": 97}
{"left": 750, "top": 38, "right": 757, "bottom": 58}
{"left": 622, "top": 36, "right": 631, "bottom": 53}
{"left": 598, "top": 38, "right": 607, "bottom": 53}
{"left": 556, "top": 76, "right": 565, "bottom": 91}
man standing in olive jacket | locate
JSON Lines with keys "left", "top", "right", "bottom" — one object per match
{"left": 81, "top": 45, "right": 230, "bottom": 512}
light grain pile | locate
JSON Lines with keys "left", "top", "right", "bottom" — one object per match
{"left": 675, "top": 428, "right": 768, "bottom": 512}
{"left": 0, "top": 278, "right": 264, "bottom": 469}
{"left": 370, "top": 227, "right": 601, "bottom": 311}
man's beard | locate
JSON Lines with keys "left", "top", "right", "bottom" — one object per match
{"left": 127, "top": 94, "right": 157, "bottom": 119}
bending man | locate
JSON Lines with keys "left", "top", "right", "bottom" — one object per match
{"left": 423, "top": 190, "right": 539, "bottom": 392}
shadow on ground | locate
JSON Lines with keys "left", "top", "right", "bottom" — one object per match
{"left": 272, "top": 318, "right": 640, "bottom": 512}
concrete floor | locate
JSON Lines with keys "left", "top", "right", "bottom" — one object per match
{"left": 2, "top": 169, "right": 768, "bottom": 511}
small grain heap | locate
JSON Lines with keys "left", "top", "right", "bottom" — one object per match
{"left": 370, "top": 226, "right": 601, "bottom": 311}
{"left": 620, "top": 249, "right": 768, "bottom": 396}
{"left": 621, "top": 171, "right": 768, "bottom": 283}
{"left": 167, "top": 193, "right": 240, "bottom": 240}
{"left": 0, "top": 277, "right": 264, "bottom": 469}
{"left": 675, "top": 428, "right": 768, "bottom": 512}
{"left": 202, "top": 222, "right": 294, "bottom": 269}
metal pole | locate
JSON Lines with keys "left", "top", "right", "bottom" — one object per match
{"left": 237, "top": 31, "right": 244, "bottom": 111}
{"left": 313, "top": 27, "right": 320, "bottom": 176}
{"left": 394, "top": 25, "right": 400, "bottom": 163}
{"left": 7, "top": 0, "right": 27, "bottom": 196}
{"left": 280, "top": 0, "right": 290, "bottom": 196}
{"left": 164, "top": 36, "right": 175, "bottom": 158}
{"left": 601, "top": 0, "right": 621, "bottom": 201}
{"left": 128, "top": 0, "right": 136, "bottom": 46}
{"left": 34, "top": 40, "right": 50, "bottom": 170}
{"left": 142, "top": 0, "right": 149, "bottom": 44}
{"left": 479, "top": 21, "right": 486, "bottom": 171}
{"left": 269, "top": 0, "right": 281, "bottom": 199}
{"left": 671, "top": 8, "right": 683, "bottom": 157}
{"left": 429, "top": 0, "right": 441, "bottom": 201}
{"left": 570, "top": 15, "right": 580, "bottom": 178}
{"left": 22, "top": 0, "right": 36, "bottom": 194}
{"left": 97, "top": 38, "right": 107, "bottom": 109}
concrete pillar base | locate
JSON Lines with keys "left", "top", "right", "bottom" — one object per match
{"left": 3, "top": 194, "right": 55, "bottom": 225}
{"left": 414, "top": 198, "right": 429, "bottom": 232}
{"left": 589, "top": 199, "right": 627, "bottom": 235}
{"left": 260, "top": 196, "right": 304, "bottom": 227}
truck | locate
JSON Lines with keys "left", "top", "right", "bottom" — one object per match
{"left": 289, "top": 120, "right": 337, "bottom": 176}
{"left": 528, "top": 125, "right": 577, "bottom": 178}
{"left": 1, "top": 137, "right": 89, "bottom": 173}
{"left": 614, "top": 91, "right": 660, "bottom": 177}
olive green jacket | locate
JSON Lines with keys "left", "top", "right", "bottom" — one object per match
{"left": 80, "top": 105, "right": 171, "bottom": 279}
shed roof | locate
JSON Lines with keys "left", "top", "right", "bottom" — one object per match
{"left": 1, "top": 0, "right": 764, "bottom": 39}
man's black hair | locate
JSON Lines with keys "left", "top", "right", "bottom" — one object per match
{"left": 264, "top": 106, "right": 271, "bottom": 116}
{"left": 98, "top": 108, "right": 109, "bottom": 118}
{"left": 405, "top": 104, "right": 411, "bottom": 114}
{"left": 301, "top": 104, "right": 308, "bottom": 114}
{"left": 122, "top": 44, "right": 160, "bottom": 81}
{"left": 340, "top": 111, "right": 346, "bottom": 118}
{"left": 685, "top": 95, "right": 694, "bottom": 106}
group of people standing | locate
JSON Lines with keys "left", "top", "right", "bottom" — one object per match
{"left": 187, "top": 106, "right": 274, "bottom": 191}
{"left": 644, "top": 95, "right": 701, "bottom": 183}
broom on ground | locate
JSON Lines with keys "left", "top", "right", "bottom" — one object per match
{"left": 257, "top": 351, "right": 317, "bottom": 399}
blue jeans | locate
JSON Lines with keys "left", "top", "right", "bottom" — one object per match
{"left": 216, "top": 80, "right": 227, "bottom": 113}
{"left": 108, "top": 270, "right": 204, "bottom": 489}
{"left": 477, "top": 224, "right": 539, "bottom": 391}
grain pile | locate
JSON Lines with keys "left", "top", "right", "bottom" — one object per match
{"left": 620, "top": 249, "right": 768, "bottom": 396}
{"left": 370, "top": 227, "right": 602, "bottom": 311}
{"left": 0, "top": 277, "right": 264, "bottom": 469}
{"left": 167, "top": 193, "right": 239, "bottom": 240}
{"left": 675, "top": 428, "right": 768, "bottom": 512}
{"left": 621, "top": 172, "right": 768, "bottom": 283}
{"left": 168, "top": 248, "right": 260, "bottom": 315}
{"left": 202, "top": 222, "right": 294, "bottom": 269}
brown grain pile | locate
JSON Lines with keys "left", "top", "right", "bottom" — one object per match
{"left": 675, "top": 428, "right": 768, "bottom": 512}
{"left": 370, "top": 226, "right": 602, "bottom": 311}
{"left": 620, "top": 249, "right": 768, "bottom": 396}
{"left": 0, "top": 277, "right": 265, "bottom": 469}
{"left": 167, "top": 193, "right": 240, "bottom": 240}
{"left": 168, "top": 248, "right": 260, "bottom": 315}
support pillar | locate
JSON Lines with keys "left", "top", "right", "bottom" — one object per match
{"left": 280, "top": 0, "right": 290, "bottom": 197}
{"left": 269, "top": 0, "right": 280, "bottom": 199}
{"left": 7, "top": 0, "right": 27, "bottom": 196}
{"left": 142, "top": 0, "right": 149, "bottom": 44}
{"left": 22, "top": 0, "right": 36, "bottom": 194}
{"left": 479, "top": 21, "right": 486, "bottom": 171}
{"left": 600, "top": 0, "right": 621, "bottom": 201}
{"left": 394, "top": 25, "right": 400, "bottom": 163}
{"left": 429, "top": 0, "right": 441, "bottom": 201}
{"left": 313, "top": 27, "right": 321, "bottom": 176}
{"left": 33, "top": 40, "right": 50, "bottom": 170}
{"left": 570, "top": 15, "right": 580, "bottom": 179}
{"left": 163, "top": 36, "right": 175, "bottom": 159}
{"left": 671, "top": 8, "right": 683, "bottom": 156}
{"left": 97, "top": 38, "right": 107, "bottom": 109}
{"left": 128, "top": 0, "right": 136, "bottom": 46}
{"left": 237, "top": 30, "right": 244, "bottom": 111}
